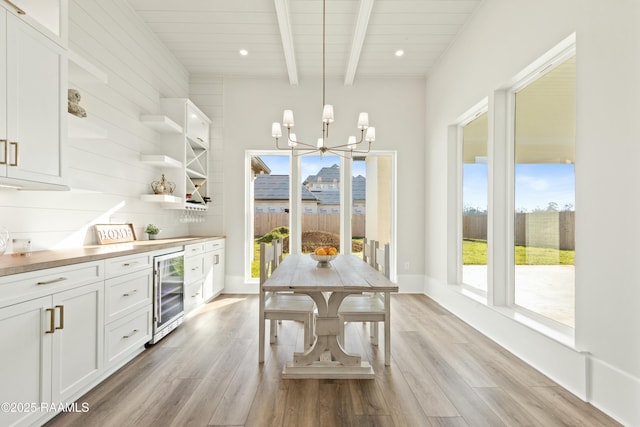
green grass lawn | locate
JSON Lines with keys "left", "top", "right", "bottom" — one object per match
{"left": 463, "top": 239, "right": 574, "bottom": 265}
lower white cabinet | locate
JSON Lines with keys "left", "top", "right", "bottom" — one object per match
{"left": 0, "top": 275, "right": 103, "bottom": 427}
{"left": 103, "top": 257, "right": 153, "bottom": 372}
{"left": 184, "top": 242, "right": 205, "bottom": 315}
{"left": 204, "top": 238, "right": 225, "bottom": 301}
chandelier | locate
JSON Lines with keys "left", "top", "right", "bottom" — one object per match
{"left": 270, "top": 0, "right": 376, "bottom": 158}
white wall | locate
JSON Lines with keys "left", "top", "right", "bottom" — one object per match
{"left": 0, "top": 0, "right": 193, "bottom": 249}
{"left": 424, "top": 0, "right": 640, "bottom": 424}
{"left": 200, "top": 76, "right": 425, "bottom": 293}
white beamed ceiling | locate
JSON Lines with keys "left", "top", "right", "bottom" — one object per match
{"left": 127, "top": 0, "right": 483, "bottom": 84}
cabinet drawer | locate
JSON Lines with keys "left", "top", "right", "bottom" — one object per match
{"left": 105, "top": 307, "right": 151, "bottom": 366}
{"left": 105, "top": 253, "right": 153, "bottom": 278}
{"left": 184, "top": 253, "right": 204, "bottom": 283}
{"left": 184, "top": 243, "right": 205, "bottom": 257}
{"left": 105, "top": 270, "right": 152, "bottom": 323}
{"left": 184, "top": 280, "right": 204, "bottom": 314}
{"left": 0, "top": 261, "right": 103, "bottom": 308}
{"left": 204, "top": 239, "right": 225, "bottom": 252}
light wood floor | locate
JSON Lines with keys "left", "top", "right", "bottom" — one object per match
{"left": 46, "top": 294, "right": 619, "bottom": 427}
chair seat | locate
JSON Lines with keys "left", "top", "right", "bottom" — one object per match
{"left": 265, "top": 294, "right": 315, "bottom": 315}
{"left": 339, "top": 294, "right": 385, "bottom": 316}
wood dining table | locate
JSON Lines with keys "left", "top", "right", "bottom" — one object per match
{"left": 262, "top": 253, "right": 398, "bottom": 379}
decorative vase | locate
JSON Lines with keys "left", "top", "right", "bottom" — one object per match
{"left": 148, "top": 234, "right": 157, "bottom": 240}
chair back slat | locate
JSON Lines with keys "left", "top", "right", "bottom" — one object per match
{"left": 363, "top": 238, "right": 378, "bottom": 267}
{"left": 375, "top": 243, "right": 390, "bottom": 279}
{"left": 259, "top": 242, "right": 275, "bottom": 285}
{"left": 273, "top": 238, "right": 284, "bottom": 269}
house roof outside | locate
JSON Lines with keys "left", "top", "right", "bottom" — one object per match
{"left": 304, "top": 164, "right": 340, "bottom": 185}
{"left": 255, "top": 173, "right": 366, "bottom": 204}
{"left": 254, "top": 174, "right": 317, "bottom": 201}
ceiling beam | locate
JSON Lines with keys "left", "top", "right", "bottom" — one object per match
{"left": 274, "top": 0, "right": 298, "bottom": 85}
{"left": 344, "top": 0, "right": 374, "bottom": 86}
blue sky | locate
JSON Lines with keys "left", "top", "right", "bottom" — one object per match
{"left": 464, "top": 163, "right": 575, "bottom": 212}
{"left": 260, "top": 155, "right": 366, "bottom": 183}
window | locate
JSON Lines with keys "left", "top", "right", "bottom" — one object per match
{"left": 512, "top": 55, "right": 576, "bottom": 328}
{"left": 301, "top": 156, "right": 341, "bottom": 253}
{"left": 461, "top": 111, "right": 489, "bottom": 292}
{"left": 249, "top": 154, "right": 290, "bottom": 279}
{"left": 246, "top": 151, "right": 396, "bottom": 282}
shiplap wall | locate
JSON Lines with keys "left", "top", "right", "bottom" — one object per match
{"left": 0, "top": 0, "right": 197, "bottom": 251}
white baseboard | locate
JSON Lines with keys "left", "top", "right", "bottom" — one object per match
{"left": 395, "top": 274, "right": 425, "bottom": 293}
{"left": 588, "top": 356, "right": 640, "bottom": 427}
{"left": 222, "top": 275, "right": 257, "bottom": 294}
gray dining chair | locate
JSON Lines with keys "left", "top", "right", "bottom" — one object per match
{"left": 258, "top": 241, "right": 315, "bottom": 363}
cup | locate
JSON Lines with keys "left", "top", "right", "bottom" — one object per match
{"left": 12, "top": 238, "right": 32, "bottom": 256}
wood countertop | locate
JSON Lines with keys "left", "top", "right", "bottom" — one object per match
{"left": 0, "top": 236, "right": 224, "bottom": 277}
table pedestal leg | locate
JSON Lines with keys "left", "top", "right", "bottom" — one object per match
{"left": 282, "top": 291, "right": 374, "bottom": 379}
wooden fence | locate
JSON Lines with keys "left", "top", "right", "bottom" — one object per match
{"left": 464, "top": 211, "right": 575, "bottom": 250}
{"left": 254, "top": 213, "right": 365, "bottom": 237}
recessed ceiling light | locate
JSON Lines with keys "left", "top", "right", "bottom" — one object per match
{"left": 395, "top": 50, "right": 404, "bottom": 57}
{"left": 239, "top": 49, "right": 249, "bottom": 56}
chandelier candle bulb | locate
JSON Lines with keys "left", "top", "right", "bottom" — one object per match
{"left": 288, "top": 133, "right": 297, "bottom": 147}
{"left": 358, "top": 112, "right": 369, "bottom": 129}
{"left": 317, "top": 138, "right": 324, "bottom": 148}
{"left": 272, "top": 122, "right": 282, "bottom": 138}
{"left": 283, "top": 110, "right": 295, "bottom": 127}
{"left": 322, "top": 105, "right": 334, "bottom": 123}
{"left": 348, "top": 135, "right": 357, "bottom": 150}
{"left": 365, "top": 126, "right": 376, "bottom": 142}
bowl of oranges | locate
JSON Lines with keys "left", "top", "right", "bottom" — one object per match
{"left": 310, "top": 246, "right": 338, "bottom": 267}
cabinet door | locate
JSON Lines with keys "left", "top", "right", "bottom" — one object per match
{"left": 0, "top": 296, "right": 53, "bottom": 427}
{"left": 5, "top": 12, "right": 65, "bottom": 185}
{"left": 51, "top": 281, "right": 103, "bottom": 403}
{"left": 212, "top": 248, "right": 225, "bottom": 295}
{"left": 203, "top": 251, "right": 214, "bottom": 301}
{"left": 0, "top": 11, "right": 7, "bottom": 178}
{"left": 186, "top": 103, "right": 210, "bottom": 147}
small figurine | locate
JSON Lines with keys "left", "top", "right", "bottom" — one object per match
{"left": 68, "top": 89, "right": 87, "bottom": 117}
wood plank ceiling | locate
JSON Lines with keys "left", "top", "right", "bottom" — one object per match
{"left": 127, "top": 0, "right": 484, "bottom": 85}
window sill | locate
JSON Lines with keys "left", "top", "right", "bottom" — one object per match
{"left": 451, "top": 283, "right": 576, "bottom": 349}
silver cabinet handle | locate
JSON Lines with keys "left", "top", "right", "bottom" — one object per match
{"left": 37, "top": 277, "right": 67, "bottom": 285}
{"left": 123, "top": 261, "right": 139, "bottom": 267}
{"left": 123, "top": 290, "right": 138, "bottom": 297}
{"left": 122, "top": 329, "right": 139, "bottom": 339}
{"left": 3, "top": 0, "right": 25, "bottom": 14}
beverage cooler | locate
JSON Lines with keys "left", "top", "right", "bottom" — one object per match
{"left": 148, "top": 250, "right": 185, "bottom": 344}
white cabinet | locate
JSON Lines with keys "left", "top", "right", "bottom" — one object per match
{"left": 204, "top": 239, "right": 225, "bottom": 301}
{"left": 0, "top": 296, "right": 52, "bottom": 427}
{"left": 0, "top": 7, "right": 67, "bottom": 190}
{"left": 140, "top": 99, "right": 211, "bottom": 210}
{"left": 5, "top": 0, "right": 68, "bottom": 46}
{"left": 103, "top": 254, "right": 153, "bottom": 371}
{"left": 0, "top": 262, "right": 103, "bottom": 427}
{"left": 183, "top": 242, "right": 205, "bottom": 315}
{"left": 51, "top": 281, "right": 103, "bottom": 403}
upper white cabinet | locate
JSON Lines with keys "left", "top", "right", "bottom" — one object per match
{"left": 0, "top": 6, "right": 67, "bottom": 190}
{"left": 3, "top": 0, "right": 68, "bottom": 47}
{"left": 186, "top": 103, "right": 210, "bottom": 147}
{"left": 141, "top": 99, "right": 212, "bottom": 210}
